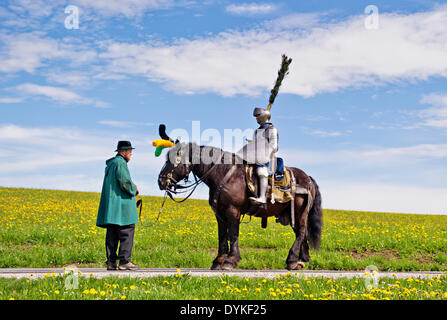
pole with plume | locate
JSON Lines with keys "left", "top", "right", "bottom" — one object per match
{"left": 267, "top": 54, "right": 292, "bottom": 204}
{"left": 267, "top": 54, "right": 292, "bottom": 112}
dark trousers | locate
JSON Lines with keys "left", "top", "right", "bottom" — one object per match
{"left": 105, "top": 224, "right": 135, "bottom": 265}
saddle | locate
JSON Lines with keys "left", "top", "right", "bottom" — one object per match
{"left": 244, "top": 160, "right": 313, "bottom": 229}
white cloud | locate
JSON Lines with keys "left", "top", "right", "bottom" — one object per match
{"left": 75, "top": 0, "right": 176, "bottom": 18}
{"left": 98, "top": 120, "right": 155, "bottom": 128}
{"left": 4, "top": 6, "right": 447, "bottom": 99}
{"left": 0, "top": 124, "right": 109, "bottom": 174}
{"left": 359, "top": 144, "right": 447, "bottom": 162}
{"left": 16, "top": 83, "right": 84, "bottom": 103}
{"left": 98, "top": 5, "right": 447, "bottom": 97}
{"left": 4, "top": 0, "right": 181, "bottom": 21}
{"left": 1, "top": 123, "right": 243, "bottom": 196}
{"left": 0, "top": 97, "right": 24, "bottom": 103}
{"left": 46, "top": 72, "right": 92, "bottom": 87}
{"left": 421, "top": 93, "right": 447, "bottom": 108}
{"left": 15, "top": 83, "right": 109, "bottom": 107}
{"left": 226, "top": 3, "right": 278, "bottom": 16}
{"left": 321, "top": 180, "right": 447, "bottom": 214}
{"left": 0, "top": 124, "right": 164, "bottom": 192}
{"left": 0, "top": 32, "right": 66, "bottom": 73}
{"left": 0, "top": 32, "right": 97, "bottom": 74}
{"left": 263, "top": 12, "right": 324, "bottom": 30}
{"left": 280, "top": 143, "right": 447, "bottom": 169}
{"left": 419, "top": 93, "right": 447, "bottom": 128}
{"left": 7, "top": 0, "right": 57, "bottom": 18}
{"left": 307, "top": 129, "right": 344, "bottom": 138}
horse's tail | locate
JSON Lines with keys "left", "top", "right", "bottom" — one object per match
{"left": 307, "top": 176, "right": 322, "bottom": 250}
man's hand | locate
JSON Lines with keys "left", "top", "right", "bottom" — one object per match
{"left": 136, "top": 187, "right": 140, "bottom": 196}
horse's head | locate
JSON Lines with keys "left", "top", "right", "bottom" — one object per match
{"left": 157, "top": 137, "right": 192, "bottom": 191}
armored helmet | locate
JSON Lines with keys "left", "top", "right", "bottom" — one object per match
{"left": 253, "top": 107, "right": 271, "bottom": 124}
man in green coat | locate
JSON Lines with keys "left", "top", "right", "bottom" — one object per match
{"left": 97, "top": 141, "right": 140, "bottom": 270}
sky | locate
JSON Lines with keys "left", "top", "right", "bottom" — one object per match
{"left": 1, "top": 0, "right": 447, "bottom": 214}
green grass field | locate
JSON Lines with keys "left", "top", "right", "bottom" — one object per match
{"left": 0, "top": 187, "right": 446, "bottom": 300}
{"left": 1, "top": 187, "right": 446, "bottom": 271}
{"left": 2, "top": 272, "right": 447, "bottom": 300}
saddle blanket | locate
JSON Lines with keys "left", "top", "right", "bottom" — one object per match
{"left": 245, "top": 165, "right": 294, "bottom": 203}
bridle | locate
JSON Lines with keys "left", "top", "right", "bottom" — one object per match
{"left": 159, "top": 150, "right": 225, "bottom": 203}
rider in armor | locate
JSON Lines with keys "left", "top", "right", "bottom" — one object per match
{"left": 246, "top": 107, "right": 279, "bottom": 204}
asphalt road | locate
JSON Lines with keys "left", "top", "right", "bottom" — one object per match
{"left": 0, "top": 268, "right": 444, "bottom": 279}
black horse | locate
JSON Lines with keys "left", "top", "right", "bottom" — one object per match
{"left": 158, "top": 140, "right": 322, "bottom": 270}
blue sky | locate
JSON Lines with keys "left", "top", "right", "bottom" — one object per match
{"left": 1, "top": 0, "right": 447, "bottom": 214}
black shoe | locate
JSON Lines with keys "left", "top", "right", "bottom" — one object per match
{"left": 106, "top": 261, "right": 118, "bottom": 270}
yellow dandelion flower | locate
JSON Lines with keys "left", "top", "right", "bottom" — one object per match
{"left": 89, "top": 288, "right": 98, "bottom": 295}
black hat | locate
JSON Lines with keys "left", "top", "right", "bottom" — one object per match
{"left": 115, "top": 141, "right": 135, "bottom": 152}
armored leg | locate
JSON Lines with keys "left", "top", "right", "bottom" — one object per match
{"left": 249, "top": 166, "right": 269, "bottom": 204}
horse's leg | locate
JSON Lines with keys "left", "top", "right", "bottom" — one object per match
{"left": 298, "top": 232, "right": 310, "bottom": 263}
{"left": 222, "top": 206, "right": 241, "bottom": 270}
{"left": 286, "top": 197, "right": 308, "bottom": 270}
{"left": 211, "top": 214, "right": 229, "bottom": 270}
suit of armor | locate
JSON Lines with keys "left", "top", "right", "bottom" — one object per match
{"left": 237, "top": 107, "right": 278, "bottom": 204}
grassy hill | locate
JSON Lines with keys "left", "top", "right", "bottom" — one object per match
{"left": 0, "top": 187, "right": 446, "bottom": 271}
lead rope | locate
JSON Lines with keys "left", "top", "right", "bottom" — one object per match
{"left": 137, "top": 191, "right": 168, "bottom": 228}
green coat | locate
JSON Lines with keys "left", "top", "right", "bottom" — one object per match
{"left": 96, "top": 155, "right": 138, "bottom": 228}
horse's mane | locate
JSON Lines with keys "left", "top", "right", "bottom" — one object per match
{"left": 170, "top": 142, "right": 241, "bottom": 178}
{"left": 165, "top": 142, "right": 244, "bottom": 179}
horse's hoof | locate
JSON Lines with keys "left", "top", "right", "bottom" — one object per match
{"left": 221, "top": 263, "right": 234, "bottom": 271}
{"left": 286, "top": 261, "right": 305, "bottom": 270}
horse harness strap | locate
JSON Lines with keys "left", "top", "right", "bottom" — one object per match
{"left": 289, "top": 172, "right": 314, "bottom": 229}
{"left": 290, "top": 173, "right": 296, "bottom": 228}
{"left": 210, "top": 165, "right": 237, "bottom": 213}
